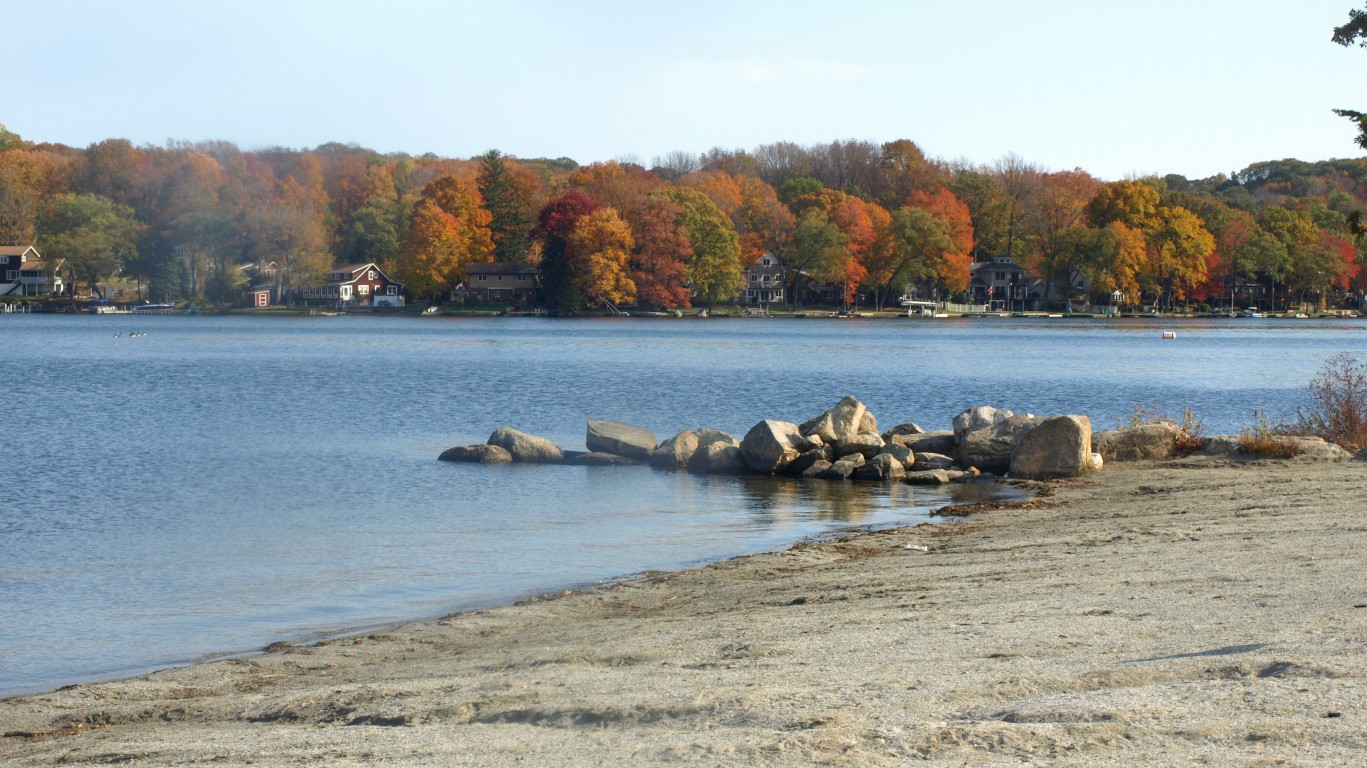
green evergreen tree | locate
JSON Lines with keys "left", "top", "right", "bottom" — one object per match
{"left": 477, "top": 150, "right": 530, "bottom": 263}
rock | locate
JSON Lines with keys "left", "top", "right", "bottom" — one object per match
{"left": 586, "top": 419, "right": 657, "bottom": 461}
{"left": 953, "top": 406, "right": 1014, "bottom": 441}
{"left": 688, "top": 442, "right": 747, "bottom": 475}
{"left": 1090, "top": 452, "right": 1104, "bottom": 472}
{"left": 890, "top": 430, "right": 956, "bottom": 456}
{"left": 1201, "top": 435, "right": 1241, "bottom": 455}
{"left": 695, "top": 429, "right": 739, "bottom": 449}
{"left": 1009, "top": 415, "right": 1093, "bottom": 479}
{"left": 788, "top": 445, "right": 835, "bottom": 476}
{"left": 1284, "top": 436, "right": 1354, "bottom": 461}
{"left": 739, "top": 420, "right": 805, "bottom": 474}
{"left": 855, "top": 453, "right": 906, "bottom": 481}
{"left": 881, "top": 423, "right": 924, "bottom": 441}
{"left": 946, "top": 470, "right": 971, "bottom": 483}
{"left": 882, "top": 443, "right": 914, "bottom": 466}
{"left": 801, "top": 460, "right": 833, "bottom": 479}
{"left": 837, "top": 432, "right": 885, "bottom": 458}
{"left": 818, "top": 455, "right": 865, "bottom": 480}
{"left": 795, "top": 433, "right": 825, "bottom": 452}
{"left": 958, "top": 414, "right": 1043, "bottom": 474}
{"left": 650, "top": 429, "right": 700, "bottom": 470}
{"left": 438, "top": 444, "right": 513, "bottom": 464}
{"left": 799, "top": 396, "right": 868, "bottom": 444}
{"left": 911, "top": 452, "right": 957, "bottom": 471}
{"left": 905, "top": 469, "right": 953, "bottom": 485}
{"left": 487, "top": 427, "right": 564, "bottom": 463}
{"left": 565, "top": 451, "right": 641, "bottom": 466}
{"left": 859, "top": 410, "right": 878, "bottom": 435}
{"left": 1095, "top": 423, "right": 1179, "bottom": 462}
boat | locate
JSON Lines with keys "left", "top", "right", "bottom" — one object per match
{"left": 131, "top": 303, "right": 176, "bottom": 313}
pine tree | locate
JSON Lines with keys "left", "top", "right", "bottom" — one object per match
{"left": 477, "top": 150, "right": 530, "bottom": 263}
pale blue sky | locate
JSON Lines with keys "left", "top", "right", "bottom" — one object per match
{"left": 6, "top": 1, "right": 1363, "bottom": 180}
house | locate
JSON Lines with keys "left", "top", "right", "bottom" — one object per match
{"left": 298, "top": 263, "right": 405, "bottom": 307}
{"left": 969, "top": 255, "right": 1031, "bottom": 311}
{"left": 464, "top": 262, "right": 537, "bottom": 304}
{"left": 743, "top": 252, "right": 786, "bottom": 306}
{"left": 0, "top": 245, "right": 65, "bottom": 297}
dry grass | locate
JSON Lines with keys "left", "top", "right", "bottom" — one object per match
{"left": 1124, "top": 402, "right": 1208, "bottom": 453}
{"left": 1238, "top": 411, "right": 1304, "bottom": 459}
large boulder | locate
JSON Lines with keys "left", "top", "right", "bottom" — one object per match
{"left": 739, "top": 420, "right": 804, "bottom": 474}
{"left": 1009, "top": 415, "right": 1093, "bottom": 479}
{"left": 855, "top": 452, "right": 906, "bottom": 481}
{"left": 1281, "top": 436, "right": 1354, "bottom": 461}
{"left": 882, "top": 442, "right": 914, "bottom": 467}
{"left": 801, "top": 460, "right": 834, "bottom": 479}
{"left": 586, "top": 419, "right": 657, "bottom": 461}
{"left": 688, "top": 442, "right": 747, "bottom": 475}
{"left": 905, "top": 469, "right": 953, "bottom": 485}
{"left": 836, "top": 433, "right": 885, "bottom": 458}
{"left": 953, "top": 406, "right": 1014, "bottom": 441}
{"left": 881, "top": 423, "right": 924, "bottom": 441}
{"left": 1095, "top": 423, "right": 1179, "bottom": 462}
{"left": 488, "top": 427, "right": 564, "bottom": 463}
{"left": 889, "top": 429, "right": 957, "bottom": 456}
{"left": 438, "top": 444, "right": 513, "bottom": 464}
{"left": 800, "top": 396, "right": 869, "bottom": 444}
{"left": 650, "top": 429, "right": 700, "bottom": 470}
{"left": 958, "top": 414, "right": 1043, "bottom": 474}
{"left": 695, "top": 429, "right": 739, "bottom": 449}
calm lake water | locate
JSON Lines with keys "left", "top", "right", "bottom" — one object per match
{"left": 2, "top": 313, "right": 1364, "bottom": 695}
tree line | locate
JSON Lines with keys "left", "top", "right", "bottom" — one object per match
{"left": 1, "top": 123, "right": 1364, "bottom": 313}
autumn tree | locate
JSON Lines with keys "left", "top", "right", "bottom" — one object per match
{"left": 651, "top": 187, "right": 744, "bottom": 305}
{"left": 36, "top": 193, "right": 143, "bottom": 296}
{"left": 991, "top": 153, "right": 1042, "bottom": 263}
{"left": 535, "top": 190, "right": 602, "bottom": 313}
{"left": 568, "top": 208, "right": 636, "bottom": 306}
{"left": 0, "top": 148, "right": 69, "bottom": 246}
{"left": 947, "top": 167, "right": 1010, "bottom": 261}
{"left": 785, "top": 208, "right": 849, "bottom": 307}
{"left": 870, "top": 206, "right": 955, "bottom": 309}
{"left": 625, "top": 196, "right": 692, "bottom": 309}
{"left": 392, "top": 175, "right": 494, "bottom": 300}
{"left": 1022, "top": 169, "right": 1099, "bottom": 309}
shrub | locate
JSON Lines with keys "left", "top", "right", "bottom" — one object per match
{"left": 1238, "top": 411, "right": 1303, "bottom": 459}
{"left": 1124, "top": 402, "right": 1208, "bottom": 454}
{"left": 1298, "top": 352, "right": 1367, "bottom": 451}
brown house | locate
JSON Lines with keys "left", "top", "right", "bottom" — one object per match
{"left": 464, "top": 262, "right": 537, "bottom": 304}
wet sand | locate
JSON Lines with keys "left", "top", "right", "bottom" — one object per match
{"left": 4, "top": 457, "right": 1366, "bottom": 766}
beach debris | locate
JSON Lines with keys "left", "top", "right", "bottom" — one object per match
{"left": 904, "top": 543, "right": 930, "bottom": 552}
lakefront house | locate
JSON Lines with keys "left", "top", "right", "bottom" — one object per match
{"left": 463, "top": 262, "right": 538, "bottom": 304}
{"left": 743, "top": 252, "right": 786, "bottom": 306}
{"left": 297, "top": 263, "right": 405, "bottom": 307}
{"left": 0, "top": 245, "right": 65, "bottom": 297}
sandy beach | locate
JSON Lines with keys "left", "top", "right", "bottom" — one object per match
{"left": 3, "top": 456, "right": 1365, "bottom": 766}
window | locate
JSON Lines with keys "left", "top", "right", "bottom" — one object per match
{"left": 761, "top": 257, "right": 772, "bottom": 266}
{"left": 358, "top": 284, "right": 370, "bottom": 295}
{"left": 5, "top": 270, "right": 15, "bottom": 281}
{"left": 750, "top": 274, "right": 758, "bottom": 283}
{"left": 368, "top": 270, "right": 377, "bottom": 280}
{"left": 497, "top": 274, "right": 504, "bottom": 281}
{"left": 517, "top": 274, "right": 526, "bottom": 281}
{"left": 387, "top": 285, "right": 399, "bottom": 295}
{"left": 478, "top": 274, "right": 487, "bottom": 281}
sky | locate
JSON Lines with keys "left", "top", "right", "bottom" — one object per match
{"left": 6, "top": 0, "right": 1365, "bottom": 181}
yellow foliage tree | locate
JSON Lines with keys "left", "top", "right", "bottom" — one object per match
{"left": 568, "top": 208, "right": 636, "bottom": 305}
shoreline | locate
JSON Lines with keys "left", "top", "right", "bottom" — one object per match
{"left": 4, "top": 457, "right": 1366, "bottom": 765}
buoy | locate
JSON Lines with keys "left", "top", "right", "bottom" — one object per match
{"left": 1162, "top": 331, "right": 1177, "bottom": 339}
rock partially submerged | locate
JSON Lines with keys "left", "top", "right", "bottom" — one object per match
{"left": 586, "top": 419, "right": 657, "bottom": 461}
{"left": 739, "top": 420, "right": 804, "bottom": 474}
{"left": 487, "top": 427, "right": 564, "bottom": 463}
{"left": 650, "top": 429, "right": 701, "bottom": 470}
{"left": 438, "top": 444, "right": 513, "bottom": 464}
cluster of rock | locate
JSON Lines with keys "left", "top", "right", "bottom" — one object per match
{"left": 441, "top": 401, "right": 1365, "bottom": 481}
{"left": 440, "top": 397, "right": 1107, "bottom": 483}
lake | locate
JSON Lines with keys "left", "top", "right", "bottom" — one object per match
{"left": 2, "top": 313, "right": 1363, "bottom": 695}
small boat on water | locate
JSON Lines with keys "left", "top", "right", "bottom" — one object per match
{"left": 131, "top": 303, "right": 176, "bottom": 313}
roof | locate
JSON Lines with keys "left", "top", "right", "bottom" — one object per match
{"left": 465, "top": 262, "right": 537, "bottom": 275}
{"left": 0, "top": 245, "right": 39, "bottom": 258}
